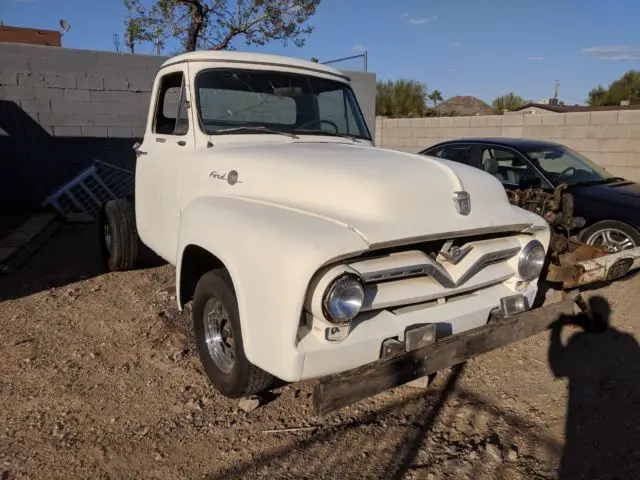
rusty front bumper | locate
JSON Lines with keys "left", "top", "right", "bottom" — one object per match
{"left": 547, "top": 244, "right": 640, "bottom": 289}
{"left": 313, "top": 293, "right": 583, "bottom": 416}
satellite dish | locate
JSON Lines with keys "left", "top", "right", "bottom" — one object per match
{"left": 59, "top": 19, "right": 71, "bottom": 33}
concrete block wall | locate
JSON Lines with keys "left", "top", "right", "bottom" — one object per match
{"left": 0, "top": 43, "right": 165, "bottom": 211}
{"left": 375, "top": 111, "right": 640, "bottom": 182}
{"left": 0, "top": 43, "right": 375, "bottom": 212}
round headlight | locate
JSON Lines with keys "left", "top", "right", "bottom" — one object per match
{"left": 322, "top": 274, "right": 365, "bottom": 324}
{"left": 518, "top": 240, "right": 546, "bottom": 280}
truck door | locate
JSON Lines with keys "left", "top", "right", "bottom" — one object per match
{"left": 135, "top": 64, "right": 194, "bottom": 264}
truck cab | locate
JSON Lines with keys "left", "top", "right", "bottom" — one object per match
{"left": 100, "top": 51, "right": 552, "bottom": 403}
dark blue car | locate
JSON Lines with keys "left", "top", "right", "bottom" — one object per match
{"left": 419, "top": 138, "right": 640, "bottom": 253}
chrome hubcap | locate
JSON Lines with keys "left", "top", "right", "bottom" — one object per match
{"left": 586, "top": 228, "right": 636, "bottom": 253}
{"left": 203, "top": 298, "right": 235, "bottom": 373}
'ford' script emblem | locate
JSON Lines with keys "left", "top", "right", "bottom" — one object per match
{"left": 210, "top": 170, "right": 241, "bottom": 185}
{"left": 453, "top": 191, "right": 471, "bottom": 216}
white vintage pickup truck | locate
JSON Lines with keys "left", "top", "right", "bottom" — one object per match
{"left": 100, "top": 51, "right": 583, "bottom": 413}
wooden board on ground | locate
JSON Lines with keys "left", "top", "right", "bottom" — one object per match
{"left": 0, "top": 213, "right": 62, "bottom": 273}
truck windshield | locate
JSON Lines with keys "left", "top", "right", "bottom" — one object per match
{"left": 194, "top": 69, "right": 371, "bottom": 140}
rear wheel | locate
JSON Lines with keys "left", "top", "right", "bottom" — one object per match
{"left": 192, "top": 269, "right": 273, "bottom": 398}
{"left": 579, "top": 220, "right": 640, "bottom": 253}
{"left": 99, "top": 199, "right": 139, "bottom": 271}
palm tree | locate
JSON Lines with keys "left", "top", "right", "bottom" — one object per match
{"left": 429, "top": 90, "right": 443, "bottom": 109}
{"left": 492, "top": 92, "right": 526, "bottom": 113}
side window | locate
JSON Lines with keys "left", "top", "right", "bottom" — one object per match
{"left": 431, "top": 144, "right": 474, "bottom": 167}
{"left": 153, "top": 71, "right": 189, "bottom": 136}
{"left": 480, "top": 147, "right": 539, "bottom": 185}
{"left": 317, "top": 89, "right": 358, "bottom": 134}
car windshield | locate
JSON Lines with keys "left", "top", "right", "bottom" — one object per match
{"left": 194, "top": 69, "right": 371, "bottom": 140}
{"left": 524, "top": 146, "right": 615, "bottom": 186}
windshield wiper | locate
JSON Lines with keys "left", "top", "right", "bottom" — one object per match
{"left": 212, "top": 126, "right": 299, "bottom": 139}
{"left": 292, "top": 129, "right": 361, "bottom": 142}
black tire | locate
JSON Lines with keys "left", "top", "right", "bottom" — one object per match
{"left": 99, "top": 199, "right": 139, "bottom": 272}
{"left": 193, "top": 268, "right": 273, "bottom": 398}
{"left": 578, "top": 220, "right": 640, "bottom": 252}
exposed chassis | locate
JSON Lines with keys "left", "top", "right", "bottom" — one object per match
{"left": 314, "top": 292, "right": 585, "bottom": 415}
{"left": 506, "top": 184, "right": 640, "bottom": 289}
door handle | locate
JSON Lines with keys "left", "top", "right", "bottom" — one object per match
{"left": 177, "top": 140, "right": 186, "bottom": 146}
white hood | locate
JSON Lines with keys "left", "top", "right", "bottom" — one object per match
{"left": 188, "top": 140, "right": 541, "bottom": 247}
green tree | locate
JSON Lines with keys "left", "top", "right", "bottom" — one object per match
{"left": 124, "top": 0, "right": 321, "bottom": 53}
{"left": 588, "top": 70, "right": 640, "bottom": 106}
{"left": 376, "top": 79, "right": 427, "bottom": 118}
{"left": 492, "top": 92, "right": 526, "bottom": 113}
{"left": 428, "top": 89, "right": 443, "bottom": 109}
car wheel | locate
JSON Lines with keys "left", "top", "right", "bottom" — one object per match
{"left": 192, "top": 268, "right": 273, "bottom": 398}
{"left": 579, "top": 220, "right": 640, "bottom": 253}
{"left": 99, "top": 199, "right": 139, "bottom": 271}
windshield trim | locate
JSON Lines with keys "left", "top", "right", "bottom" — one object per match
{"left": 193, "top": 67, "right": 373, "bottom": 142}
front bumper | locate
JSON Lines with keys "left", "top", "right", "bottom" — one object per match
{"left": 298, "top": 281, "right": 538, "bottom": 380}
{"left": 313, "top": 293, "right": 583, "bottom": 415}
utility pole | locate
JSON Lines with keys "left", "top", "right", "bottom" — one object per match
{"left": 113, "top": 33, "right": 120, "bottom": 53}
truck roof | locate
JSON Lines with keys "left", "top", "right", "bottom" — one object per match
{"left": 160, "top": 50, "right": 350, "bottom": 82}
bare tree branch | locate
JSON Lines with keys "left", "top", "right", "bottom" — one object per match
{"left": 123, "top": 0, "right": 321, "bottom": 53}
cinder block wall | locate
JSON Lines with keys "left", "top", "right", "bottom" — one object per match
{"left": 374, "top": 112, "right": 640, "bottom": 181}
{"left": 0, "top": 43, "right": 376, "bottom": 212}
{"left": 0, "top": 43, "right": 165, "bottom": 211}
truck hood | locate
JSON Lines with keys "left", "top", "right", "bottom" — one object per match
{"left": 193, "top": 140, "right": 541, "bottom": 247}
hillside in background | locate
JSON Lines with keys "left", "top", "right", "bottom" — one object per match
{"left": 435, "top": 96, "right": 495, "bottom": 116}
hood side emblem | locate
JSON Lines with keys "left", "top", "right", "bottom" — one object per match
{"left": 210, "top": 169, "right": 242, "bottom": 185}
{"left": 453, "top": 191, "right": 471, "bottom": 216}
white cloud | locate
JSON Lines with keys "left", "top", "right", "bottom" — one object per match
{"left": 352, "top": 44, "right": 365, "bottom": 52}
{"left": 401, "top": 12, "right": 410, "bottom": 17}
{"left": 582, "top": 45, "right": 640, "bottom": 61}
{"left": 408, "top": 16, "right": 437, "bottom": 25}
{"left": 526, "top": 56, "right": 544, "bottom": 61}
{"left": 446, "top": 68, "right": 457, "bottom": 74}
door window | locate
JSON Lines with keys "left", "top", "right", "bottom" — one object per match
{"left": 153, "top": 71, "right": 189, "bottom": 136}
{"left": 480, "top": 147, "right": 539, "bottom": 186}
{"left": 429, "top": 144, "right": 475, "bottom": 166}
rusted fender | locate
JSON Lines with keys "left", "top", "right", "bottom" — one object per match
{"left": 562, "top": 246, "right": 640, "bottom": 289}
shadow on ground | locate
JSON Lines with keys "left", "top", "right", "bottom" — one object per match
{"left": 0, "top": 222, "right": 163, "bottom": 301}
{"left": 205, "top": 296, "right": 639, "bottom": 480}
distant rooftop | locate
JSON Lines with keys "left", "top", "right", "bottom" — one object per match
{"left": 0, "top": 24, "right": 61, "bottom": 47}
{"left": 513, "top": 102, "right": 640, "bottom": 113}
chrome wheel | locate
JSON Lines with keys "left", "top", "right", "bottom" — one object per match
{"left": 585, "top": 228, "right": 636, "bottom": 253}
{"left": 203, "top": 298, "right": 235, "bottom": 373}
{"left": 103, "top": 223, "right": 112, "bottom": 253}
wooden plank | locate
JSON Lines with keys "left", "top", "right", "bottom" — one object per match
{"left": 313, "top": 294, "right": 582, "bottom": 416}
{"left": 0, "top": 213, "right": 57, "bottom": 248}
{"left": 0, "top": 214, "right": 61, "bottom": 274}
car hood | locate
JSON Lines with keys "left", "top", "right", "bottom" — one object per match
{"left": 570, "top": 179, "right": 640, "bottom": 205}
{"left": 189, "top": 140, "right": 543, "bottom": 247}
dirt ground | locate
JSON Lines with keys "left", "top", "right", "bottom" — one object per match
{"left": 1, "top": 224, "right": 639, "bottom": 480}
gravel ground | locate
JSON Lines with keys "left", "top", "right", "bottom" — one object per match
{"left": 1, "top": 224, "right": 639, "bottom": 480}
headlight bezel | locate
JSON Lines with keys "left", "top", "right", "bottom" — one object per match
{"left": 321, "top": 273, "right": 365, "bottom": 324}
{"left": 517, "top": 239, "right": 546, "bottom": 281}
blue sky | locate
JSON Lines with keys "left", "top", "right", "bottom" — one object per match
{"left": 1, "top": 0, "right": 639, "bottom": 104}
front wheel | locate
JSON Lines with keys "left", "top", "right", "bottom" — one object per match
{"left": 192, "top": 269, "right": 273, "bottom": 398}
{"left": 579, "top": 220, "right": 640, "bottom": 253}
